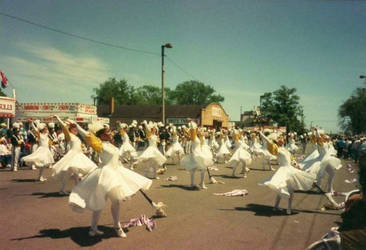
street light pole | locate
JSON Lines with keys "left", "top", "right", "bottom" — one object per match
{"left": 161, "top": 43, "right": 172, "bottom": 124}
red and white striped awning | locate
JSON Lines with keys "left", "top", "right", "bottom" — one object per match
{"left": 0, "top": 113, "right": 15, "bottom": 118}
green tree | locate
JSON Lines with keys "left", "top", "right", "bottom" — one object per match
{"left": 260, "top": 85, "right": 305, "bottom": 133}
{"left": 135, "top": 85, "right": 174, "bottom": 105}
{"left": 0, "top": 89, "right": 6, "bottom": 97}
{"left": 170, "top": 80, "right": 224, "bottom": 105}
{"left": 92, "top": 78, "right": 137, "bottom": 105}
{"left": 339, "top": 86, "right": 366, "bottom": 134}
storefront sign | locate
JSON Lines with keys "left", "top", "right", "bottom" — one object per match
{"left": 0, "top": 97, "right": 15, "bottom": 117}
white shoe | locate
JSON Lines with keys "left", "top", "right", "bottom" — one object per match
{"left": 39, "top": 177, "right": 47, "bottom": 182}
{"left": 13, "top": 167, "right": 18, "bottom": 172}
{"left": 115, "top": 227, "right": 127, "bottom": 238}
{"left": 199, "top": 184, "right": 208, "bottom": 190}
{"left": 89, "top": 229, "right": 104, "bottom": 237}
{"left": 286, "top": 209, "right": 292, "bottom": 215}
{"left": 31, "top": 166, "right": 36, "bottom": 170}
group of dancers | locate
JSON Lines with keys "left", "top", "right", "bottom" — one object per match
{"left": 13, "top": 116, "right": 346, "bottom": 238}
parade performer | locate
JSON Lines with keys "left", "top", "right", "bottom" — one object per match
{"left": 68, "top": 121, "right": 152, "bottom": 238}
{"left": 260, "top": 131, "right": 277, "bottom": 171}
{"left": 10, "top": 123, "right": 23, "bottom": 172}
{"left": 21, "top": 121, "right": 54, "bottom": 182}
{"left": 300, "top": 128, "right": 342, "bottom": 194}
{"left": 51, "top": 116, "right": 98, "bottom": 195}
{"left": 27, "top": 125, "right": 38, "bottom": 170}
{"left": 208, "top": 129, "right": 219, "bottom": 152}
{"left": 216, "top": 131, "right": 231, "bottom": 163}
{"left": 286, "top": 133, "right": 299, "bottom": 154}
{"left": 250, "top": 132, "right": 264, "bottom": 158}
{"left": 135, "top": 122, "right": 167, "bottom": 179}
{"left": 180, "top": 122, "right": 212, "bottom": 189}
{"left": 165, "top": 126, "right": 185, "bottom": 165}
{"left": 228, "top": 129, "right": 252, "bottom": 178}
{"left": 259, "top": 132, "right": 315, "bottom": 214}
{"left": 118, "top": 122, "right": 137, "bottom": 169}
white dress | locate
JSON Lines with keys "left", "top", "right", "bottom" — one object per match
{"left": 227, "top": 140, "right": 252, "bottom": 168}
{"left": 201, "top": 137, "right": 214, "bottom": 160}
{"left": 119, "top": 133, "right": 137, "bottom": 159}
{"left": 262, "top": 141, "right": 277, "bottom": 161}
{"left": 286, "top": 138, "right": 299, "bottom": 153}
{"left": 259, "top": 147, "right": 315, "bottom": 199}
{"left": 69, "top": 142, "right": 152, "bottom": 212}
{"left": 181, "top": 137, "right": 213, "bottom": 172}
{"left": 251, "top": 137, "right": 264, "bottom": 155}
{"left": 52, "top": 134, "right": 98, "bottom": 181}
{"left": 225, "top": 137, "right": 232, "bottom": 149}
{"left": 165, "top": 134, "right": 185, "bottom": 164}
{"left": 216, "top": 137, "right": 231, "bottom": 163}
{"left": 136, "top": 134, "right": 167, "bottom": 167}
{"left": 22, "top": 133, "right": 54, "bottom": 168}
{"left": 302, "top": 144, "right": 342, "bottom": 183}
{"left": 208, "top": 136, "right": 219, "bottom": 151}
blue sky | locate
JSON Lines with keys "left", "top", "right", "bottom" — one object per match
{"left": 1, "top": 0, "right": 365, "bottom": 132}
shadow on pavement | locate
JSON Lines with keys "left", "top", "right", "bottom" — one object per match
{"left": 11, "top": 226, "right": 119, "bottom": 247}
{"left": 161, "top": 184, "right": 200, "bottom": 191}
{"left": 231, "top": 204, "right": 297, "bottom": 217}
{"left": 248, "top": 168, "right": 272, "bottom": 172}
{"left": 32, "top": 192, "right": 68, "bottom": 198}
{"left": 212, "top": 174, "right": 241, "bottom": 179}
{"left": 12, "top": 178, "right": 38, "bottom": 183}
{"left": 220, "top": 203, "right": 340, "bottom": 217}
{"left": 295, "top": 190, "right": 322, "bottom": 195}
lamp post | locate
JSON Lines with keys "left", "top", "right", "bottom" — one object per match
{"left": 161, "top": 43, "right": 173, "bottom": 124}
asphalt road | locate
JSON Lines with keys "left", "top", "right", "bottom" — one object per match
{"left": 0, "top": 154, "right": 359, "bottom": 250}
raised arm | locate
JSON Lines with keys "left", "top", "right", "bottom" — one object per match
{"left": 54, "top": 115, "right": 71, "bottom": 142}
{"left": 31, "top": 121, "right": 40, "bottom": 137}
{"left": 68, "top": 120, "right": 103, "bottom": 153}
{"left": 259, "top": 132, "right": 279, "bottom": 156}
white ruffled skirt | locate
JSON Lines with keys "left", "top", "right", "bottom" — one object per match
{"left": 259, "top": 165, "right": 315, "bottom": 199}
{"left": 22, "top": 145, "right": 54, "bottom": 168}
{"left": 228, "top": 147, "right": 252, "bottom": 168}
{"left": 119, "top": 142, "right": 137, "bottom": 159}
{"left": 137, "top": 146, "right": 167, "bottom": 166}
{"left": 69, "top": 164, "right": 152, "bottom": 212}
{"left": 52, "top": 150, "right": 98, "bottom": 181}
{"left": 181, "top": 149, "right": 213, "bottom": 172}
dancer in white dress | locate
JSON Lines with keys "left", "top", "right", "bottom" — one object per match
{"left": 300, "top": 128, "right": 342, "bottom": 194}
{"left": 208, "top": 129, "right": 219, "bottom": 152}
{"left": 136, "top": 123, "right": 167, "bottom": 179}
{"left": 69, "top": 121, "right": 152, "bottom": 238}
{"left": 165, "top": 126, "right": 185, "bottom": 165}
{"left": 51, "top": 116, "right": 98, "bottom": 194}
{"left": 228, "top": 130, "right": 252, "bottom": 177}
{"left": 181, "top": 122, "right": 213, "bottom": 189}
{"left": 22, "top": 121, "right": 54, "bottom": 182}
{"left": 250, "top": 133, "right": 264, "bottom": 158}
{"left": 258, "top": 132, "right": 315, "bottom": 214}
{"left": 118, "top": 123, "right": 137, "bottom": 168}
{"left": 286, "top": 133, "right": 299, "bottom": 154}
{"left": 216, "top": 131, "right": 231, "bottom": 164}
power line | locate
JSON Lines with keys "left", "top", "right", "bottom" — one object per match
{"left": 1, "top": 12, "right": 204, "bottom": 83}
{"left": 166, "top": 56, "right": 198, "bottom": 80}
{"left": 0, "top": 12, "right": 160, "bottom": 57}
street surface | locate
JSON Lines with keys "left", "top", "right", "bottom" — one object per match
{"left": 0, "top": 155, "right": 358, "bottom": 250}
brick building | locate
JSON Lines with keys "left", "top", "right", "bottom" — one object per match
{"left": 97, "top": 102, "right": 229, "bottom": 129}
